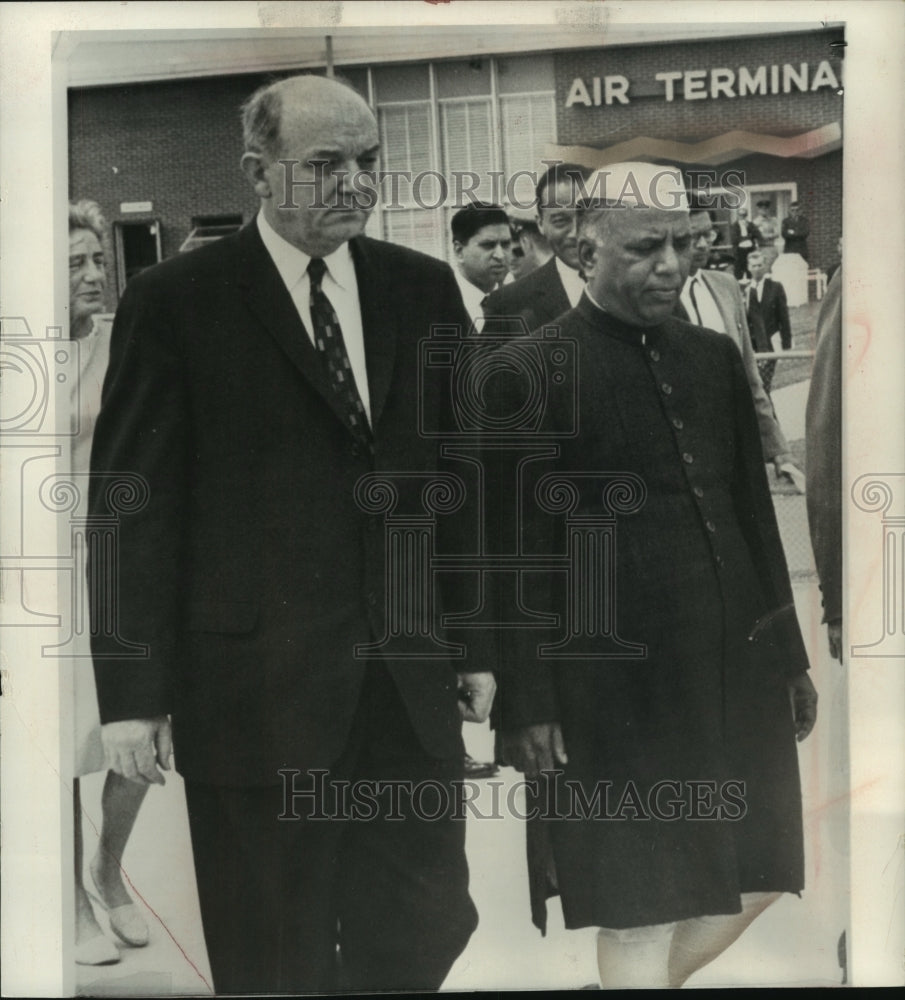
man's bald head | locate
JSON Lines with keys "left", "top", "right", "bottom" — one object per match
{"left": 242, "top": 75, "right": 374, "bottom": 160}
{"left": 240, "top": 74, "right": 380, "bottom": 257}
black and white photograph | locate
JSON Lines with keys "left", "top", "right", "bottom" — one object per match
{"left": 1, "top": 1, "right": 903, "bottom": 994}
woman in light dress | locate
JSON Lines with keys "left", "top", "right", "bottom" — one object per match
{"left": 70, "top": 200, "right": 150, "bottom": 966}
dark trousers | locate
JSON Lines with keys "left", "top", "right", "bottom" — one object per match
{"left": 184, "top": 664, "right": 477, "bottom": 995}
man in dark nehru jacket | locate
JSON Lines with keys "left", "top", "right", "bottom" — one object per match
{"left": 482, "top": 161, "right": 591, "bottom": 335}
{"left": 490, "top": 162, "right": 817, "bottom": 989}
{"left": 88, "top": 73, "right": 494, "bottom": 995}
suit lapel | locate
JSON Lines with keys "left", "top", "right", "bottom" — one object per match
{"left": 701, "top": 271, "right": 736, "bottom": 334}
{"left": 237, "top": 223, "right": 378, "bottom": 439}
{"left": 537, "top": 257, "right": 571, "bottom": 318}
{"left": 350, "top": 236, "right": 397, "bottom": 430}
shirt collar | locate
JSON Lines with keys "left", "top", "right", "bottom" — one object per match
{"left": 579, "top": 289, "right": 665, "bottom": 347}
{"left": 454, "top": 267, "right": 492, "bottom": 320}
{"left": 257, "top": 210, "right": 355, "bottom": 291}
{"left": 555, "top": 256, "right": 585, "bottom": 301}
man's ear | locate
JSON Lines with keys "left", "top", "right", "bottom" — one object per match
{"left": 241, "top": 152, "right": 271, "bottom": 199}
{"left": 452, "top": 239, "right": 464, "bottom": 262}
{"left": 577, "top": 236, "right": 597, "bottom": 275}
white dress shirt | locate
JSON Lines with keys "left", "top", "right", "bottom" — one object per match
{"left": 454, "top": 267, "right": 491, "bottom": 333}
{"left": 680, "top": 272, "right": 726, "bottom": 334}
{"left": 556, "top": 257, "right": 586, "bottom": 308}
{"left": 257, "top": 211, "right": 371, "bottom": 421}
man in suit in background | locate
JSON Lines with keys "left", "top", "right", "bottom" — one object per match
{"left": 745, "top": 249, "right": 792, "bottom": 396}
{"left": 450, "top": 201, "right": 512, "bottom": 331}
{"left": 88, "top": 74, "right": 493, "bottom": 995}
{"left": 505, "top": 202, "right": 554, "bottom": 281}
{"left": 729, "top": 206, "right": 760, "bottom": 280}
{"left": 679, "top": 204, "right": 802, "bottom": 487}
{"left": 482, "top": 161, "right": 591, "bottom": 335}
{"left": 781, "top": 201, "right": 810, "bottom": 261}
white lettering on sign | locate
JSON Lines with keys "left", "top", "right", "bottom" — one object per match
{"left": 565, "top": 74, "right": 630, "bottom": 107}
{"left": 120, "top": 201, "right": 153, "bottom": 213}
{"left": 566, "top": 60, "right": 840, "bottom": 107}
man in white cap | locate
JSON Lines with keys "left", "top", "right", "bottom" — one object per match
{"left": 491, "top": 161, "right": 817, "bottom": 988}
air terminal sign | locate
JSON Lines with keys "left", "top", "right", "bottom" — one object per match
{"left": 565, "top": 60, "right": 842, "bottom": 107}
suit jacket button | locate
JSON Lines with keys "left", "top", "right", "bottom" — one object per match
{"left": 682, "top": 452, "right": 694, "bottom": 464}
{"left": 649, "top": 349, "right": 661, "bottom": 362}
{"left": 693, "top": 485, "right": 704, "bottom": 498}
{"left": 661, "top": 382, "right": 673, "bottom": 395}
{"left": 672, "top": 417, "right": 684, "bottom": 430}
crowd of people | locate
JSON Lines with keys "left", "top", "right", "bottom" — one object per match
{"left": 70, "top": 72, "right": 841, "bottom": 992}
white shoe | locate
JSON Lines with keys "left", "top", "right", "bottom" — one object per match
{"left": 89, "top": 869, "right": 150, "bottom": 947}
{"left": 75, "top": 932, "right": 120, "bottom": 966}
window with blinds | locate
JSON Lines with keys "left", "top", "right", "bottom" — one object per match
{"left": 500, "top": 93, "right": 557, "bottom": 191}
{"left": 440, "top": 98, "right": 495, "bottom": 202}
{"left": 370, "top": 56, "right": 555, "bottom": 261}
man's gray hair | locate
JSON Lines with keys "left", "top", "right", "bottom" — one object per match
{"left": 69, "top": 199, "right": 106, "bottom": 240}
{"left": 241, "top": 81, "right": 285, "bottom": 158}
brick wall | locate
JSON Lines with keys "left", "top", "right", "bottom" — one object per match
{"left": 69, "top": 74, "right": 275, "bottom": 266}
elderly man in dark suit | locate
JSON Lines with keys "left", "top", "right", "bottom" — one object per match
{"left": 492, "top": 162, "right": 817, "bottom": 989}
{"left": 88, "top": 74, "right": 494, "bottom": 995}
{"left": 482, "top": 161, "right": 591, "bottom": 335}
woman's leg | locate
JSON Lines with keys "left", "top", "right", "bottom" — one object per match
{"left": 88, "top": 771, "right": 148, "bottom": 906}
{"left": 596, "top": 922, "right": 676, "bottom": 989}
{"left": 667, "top": 892, "right": 781, "bottom": 988}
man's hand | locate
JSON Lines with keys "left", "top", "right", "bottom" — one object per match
{"left": 501, "top": 723, "right": 568, "bottom": 778}
{"left": 788, "top": 672, "right": 818, "bottom": 742}
{"left": 457, "top": 672, "right": 496, "bottom": 723}
{"left": 102, "top": 716, "right": 173, "bottom": 785}
{"left": 827, "top": 621, "right": 843, "bottom": 662}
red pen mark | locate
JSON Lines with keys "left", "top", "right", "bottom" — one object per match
{"left": 80, "top": 813, "right": 213, "bottom": 992}
{"left": 117, "top": 867, "right": 214, "bottom": 993}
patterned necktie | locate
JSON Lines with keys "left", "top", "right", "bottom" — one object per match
{"left": 307, "top": 257, "right": 372, "bottom": 452}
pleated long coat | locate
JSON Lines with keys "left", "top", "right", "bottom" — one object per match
{"left": 489, "top": 295, "right": 810, "bottom": 932}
